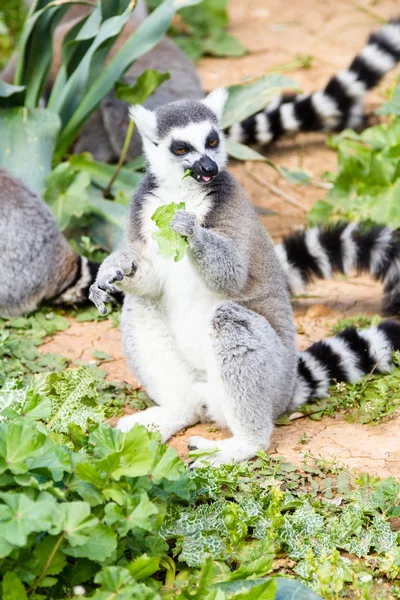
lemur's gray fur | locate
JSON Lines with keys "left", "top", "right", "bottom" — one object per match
{"left": 89, "top": 91, "right": 400, "bottom": 465}
{"left": 0, "top": 169, "right": 97, "bottom": 318}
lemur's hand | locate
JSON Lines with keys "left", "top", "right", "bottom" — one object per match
{"left": 89, "top": 248, "right": 137, "bottom": 315}
{"left": 171, "top": 210, "right": 199, "bottom": 239}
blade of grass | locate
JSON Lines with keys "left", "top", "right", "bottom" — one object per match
{"left": 14, "top": 1, "right": 93, "bottom": 107}
{"left": 49, "top": 4, "right": 135, "bottom": 125}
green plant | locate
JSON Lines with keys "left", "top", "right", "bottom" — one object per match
{"left": 328, "top": 314, "right": 384, "bottom": 335}
{"left": 2, "top": 309, "right": 400, "bottom": 598}
{"left": 0, "top": 309, "right": 69, "bottom": 386}
{"left": 0, "top": 0, "right": 198, "bottom": 193}
{"left": 308, "top": 84, "right": 400, "bottom": 228}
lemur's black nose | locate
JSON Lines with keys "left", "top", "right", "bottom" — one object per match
{"left": 190, "top": 155, "right": 219, "bottom": 183}
{"left": 199, "top": 155, "right": 218, "bottom": 176}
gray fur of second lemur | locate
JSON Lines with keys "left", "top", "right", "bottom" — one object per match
{"left": 0, "top": 169, "right": 94, "bottom": 318}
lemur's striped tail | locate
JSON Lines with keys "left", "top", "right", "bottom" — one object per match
{"left": 227, "top": 18, "right": 400, "bottom": 146}
{"left": 292, "top": 320, "right": 400, "bottom": 408}
{"left": 54, "top": 256, "right": 99, "bottom": 305}
{"left": 275, "top": 222, "right": 400, "bottom": 316}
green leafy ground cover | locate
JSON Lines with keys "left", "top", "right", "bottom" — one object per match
{"left": 1, "top": 311, "right": 400, "bottom": 599}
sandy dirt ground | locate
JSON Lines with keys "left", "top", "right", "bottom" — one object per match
{"left": 43, "top": 0, "right": 400, "bottom": 478}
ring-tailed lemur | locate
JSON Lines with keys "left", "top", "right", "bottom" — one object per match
{"left": 89, "top": 91, "right": 400, "bottom": 466}
{"left": 0, "top": 169, "right": 98, "bottom": 319}
{"left": 275, "top": 222, "right": 400, "bottom": 315}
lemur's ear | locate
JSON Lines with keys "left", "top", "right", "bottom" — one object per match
{"left": 201, "top": 88, "right": 228, "bottom": 122}
{"left": 129, "top": 105, "right": 158, "bottom": 143}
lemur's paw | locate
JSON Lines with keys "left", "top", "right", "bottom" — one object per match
{"left": 97, "top": 263, "right": 136, "bottom": 294}
{"left": 187, "top": 435, "right": 218, "bottom": 451}
{"left": 89, "top": 251, "right": 138, "bottom": 314}
{"left": 187, "top": 435, "right": 223, "bottom": 469}
{"left": 171, "top": 210, "right": 198, "bottom": 238}
{"left": 88, "top": 284, "right": 112, "bottom": 315}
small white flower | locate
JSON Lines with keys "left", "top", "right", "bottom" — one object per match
{"left": 73, "top": 586, "right": 86, "bottom": 596}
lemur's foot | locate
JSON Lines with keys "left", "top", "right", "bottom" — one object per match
{"left": 187, "top": 435, "right": 261, "bottom": 468}
{"left": 116, "top": 411, "right": 161, "bottom": 435}
{"left": 116, "top": 406, "right": 198, "bottom": 443}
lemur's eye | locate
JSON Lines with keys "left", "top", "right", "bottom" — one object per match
{"left": 171, "top": 141, "right": 194, "bottom": 156}
{"left": 208, "top": 138, "right": 218, "bottom": 148}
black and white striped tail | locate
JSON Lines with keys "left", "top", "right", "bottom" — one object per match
{"left": 293, "top": 320, "right": 400, "bottom": 407}
{"left": 276, "top": 221, "right": 400, "bottom": 316}
{"left": 54, "top": 256, "right": 99, "bottom": 305}
{"left": 226, "top": 18, "right": 400, "bottom": 146}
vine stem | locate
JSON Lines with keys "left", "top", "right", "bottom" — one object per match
{"left": 28, "top": 532, "right": 65, "bottom": 595}
{"left": 160, "top": 556, "right": 176, "bottom": 587}
{"left": 103, "top": 120, "right": 135, "bottom": 198}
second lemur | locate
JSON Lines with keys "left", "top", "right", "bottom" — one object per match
{"left": 0, "top": 169, "right": 97, "bottom": 319}
{"left": 89, "top": 91, "right": 400, "bottom": 465}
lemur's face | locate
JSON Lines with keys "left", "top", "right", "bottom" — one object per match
{"left": 158, "top": 120, "right": 226, "bottom": 184}
{"left": 130, "top": 89, "right": 228, "bottom": 185}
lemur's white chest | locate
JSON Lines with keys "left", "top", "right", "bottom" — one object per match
{"left": 140, "top": 182, "right": 221, "bottom": 370}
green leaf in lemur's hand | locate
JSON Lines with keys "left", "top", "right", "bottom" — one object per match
{"left": 151, "top": 202, "right": 189, "bottom": 262}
